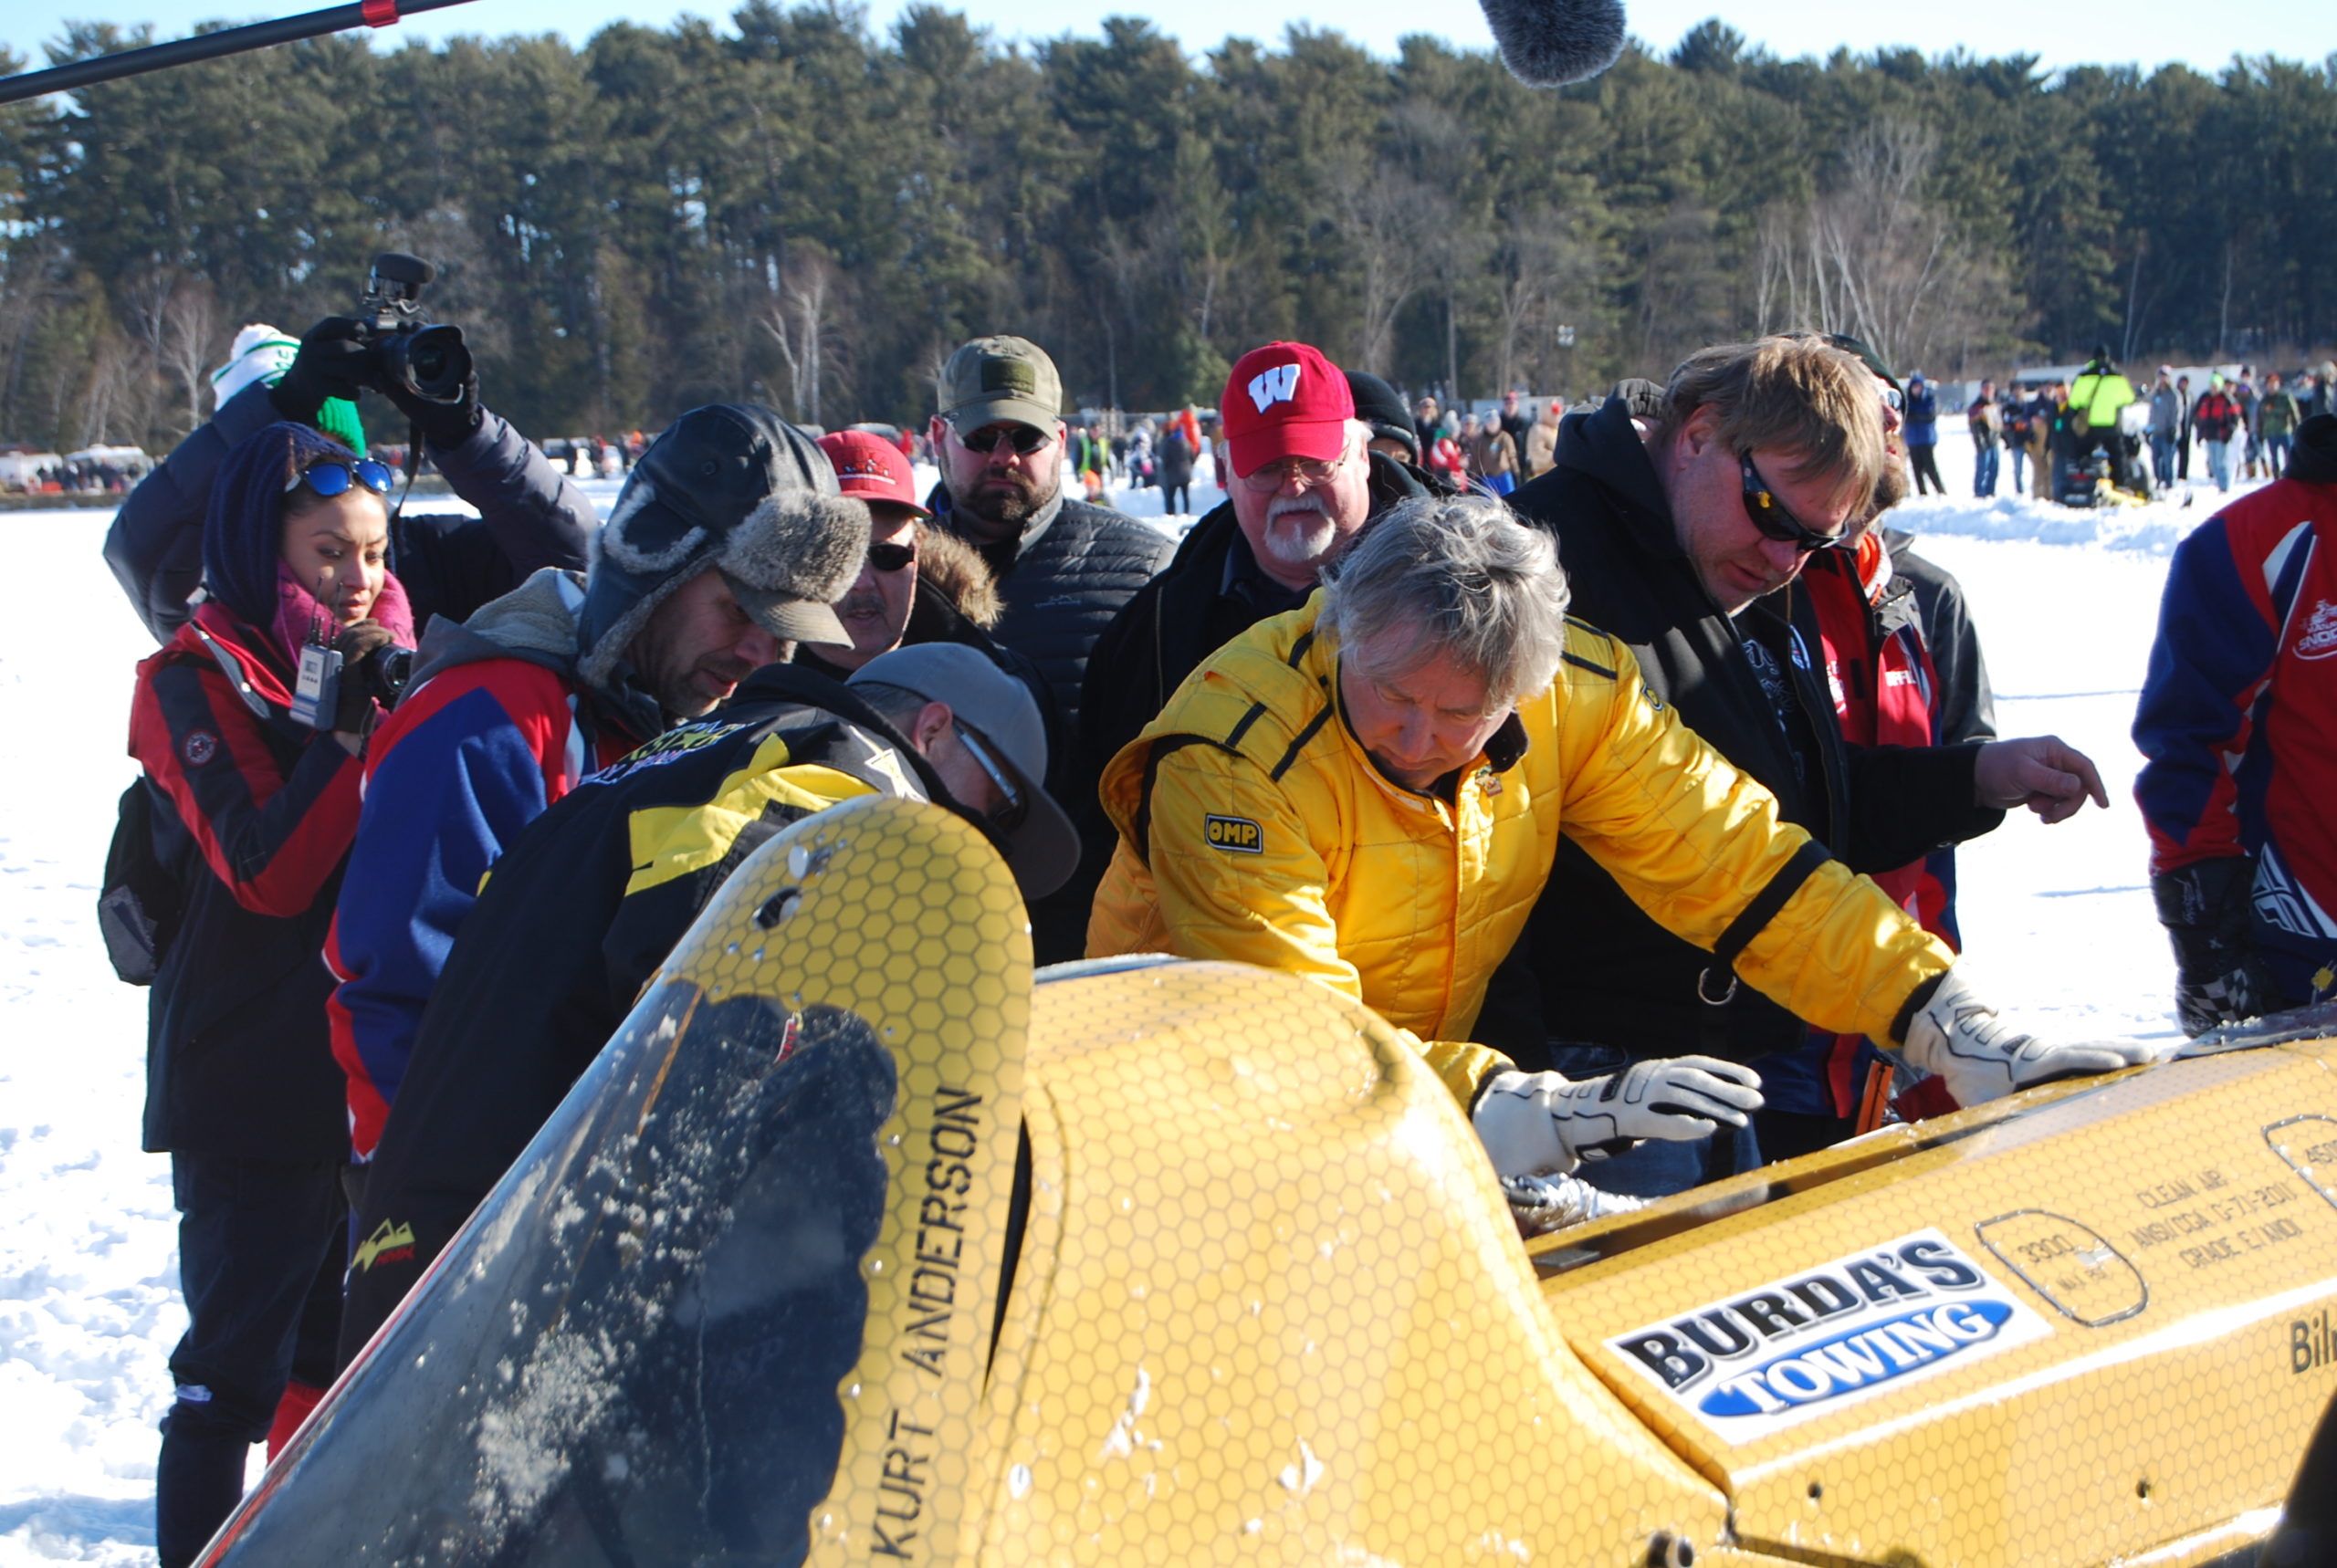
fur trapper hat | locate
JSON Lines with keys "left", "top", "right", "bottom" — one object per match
{"left": 578, "top": 403, "right": 870, "bottom": 691}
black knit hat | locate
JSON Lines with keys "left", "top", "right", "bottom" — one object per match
{"left": 1344, "top": 370, "right": 1420, "bottom": 462}
{"left": 1823, "top": 334, "right": 1902, "bottom": 397}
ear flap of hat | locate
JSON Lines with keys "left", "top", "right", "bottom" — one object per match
{"left": 719, "top": 491, "right": 871, "bottom": 607}
{"left": 601, "top": 476, "right": 710, "bottom": 576}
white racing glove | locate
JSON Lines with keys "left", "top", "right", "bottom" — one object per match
{"left": 1472, "top": 1056, "right": 1765, "bottom": 1180}
{"left": 1900, "top": 969, "right": 2160, "bottom": 1104}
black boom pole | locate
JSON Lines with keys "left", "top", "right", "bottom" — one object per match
{"left": 0, "top": 0, "right": 483, "bottom": 105}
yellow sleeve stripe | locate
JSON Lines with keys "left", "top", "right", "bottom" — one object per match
{"left": 624, "top": 735, "right": 879, "bottom": 896}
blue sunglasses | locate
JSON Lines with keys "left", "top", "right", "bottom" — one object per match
{"left": 285, "top": 459, "right": 394, "bottom": 499}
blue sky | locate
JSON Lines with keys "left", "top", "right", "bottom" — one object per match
{"left": 6, "top": 0, "right": 2329, "bottom": 79}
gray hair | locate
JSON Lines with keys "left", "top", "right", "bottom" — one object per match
{"left": 1316, "top": 495, "right": 1569, "bottom": 710}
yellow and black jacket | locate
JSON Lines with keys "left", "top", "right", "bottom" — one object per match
{"left": 339, "top": 664, "right": 952, "bottom": 1363}
{"left": 1089, "top": 596, "right": 1955, "bottom": 1106}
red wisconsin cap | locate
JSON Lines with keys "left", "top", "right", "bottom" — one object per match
{"left": 1221, "top": 342, "right": 1353, "bottom": 479}
{"left": 817, "top": 429, "right": 931, "bottom": 517}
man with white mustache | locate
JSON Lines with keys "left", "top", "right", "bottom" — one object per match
{"left": 1081, "top": 343, "right": 1419, "bottom": 754}
{"left": 1065, "top": 342, "right": 1432, "bottom": 944}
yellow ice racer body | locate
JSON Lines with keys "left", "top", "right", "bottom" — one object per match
{"left": 204, "top": 800, "right": 2331, "bottom": 1566}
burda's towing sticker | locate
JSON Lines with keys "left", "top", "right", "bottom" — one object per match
{"left": 1607, "top": 1228, "right": 2054, "bottom": 1442}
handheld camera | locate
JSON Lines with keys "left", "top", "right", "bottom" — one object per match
{"left": 358, "top": 252, "right": 473, "bottom": 406}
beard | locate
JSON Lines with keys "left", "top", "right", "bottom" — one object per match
{"left": 949, "top": 466, "right": 1056, "bottom": 530}
{"left": 1260, "top": 497, "right": 1338, "bottom": 570}
{"left": 1872, "top": 446, "right": 1913, "bottom": 514}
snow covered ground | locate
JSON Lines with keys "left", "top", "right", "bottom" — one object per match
{"left": 0, "top": 438, "right": 2270, "bottom": 1562}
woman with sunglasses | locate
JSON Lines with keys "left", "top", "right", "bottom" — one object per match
{"left": 126, "top": 423, "right": 416, "bottom": 1567}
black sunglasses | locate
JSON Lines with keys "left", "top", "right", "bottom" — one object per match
{"left": 955, "top": 726, "right": 1030, "bottom": 835}
{"left": 957, "top": 423, "right": 1052, "bottom": 455}
{"left": 1739, "top": 453, "right": 1846, "bottom": 554}
{"left": 866, "top": 541, "right": 917, "bottom": 573}
{"left": 286, "top": 458, "right": 394, "bottom": 499}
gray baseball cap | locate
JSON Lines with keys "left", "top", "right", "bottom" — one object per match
{"left": 937, "top": 335, "right": 1064, "bottom": 434}
{"left": 850, "top": 643, "right": 1077, "bottom": 899}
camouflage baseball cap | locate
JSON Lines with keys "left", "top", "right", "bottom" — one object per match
{"left": 938, "top": 336, "right": 1064, "bottom": 434}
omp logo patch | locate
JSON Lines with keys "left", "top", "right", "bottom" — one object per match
{"left": 1204, "top": 814, "right": 1263, "bottom": 853}
{"left": 1247, "top": 362, "right": 1301, "bottom": 412}
{"left": 353, "top": 1218, "right": 416, "bottom": 1272}
{"left": 181, "top": 729, "right": 218, "bottom": 767}
{"left": 1608, "top": 1228, "right": 2051, "bottom": 1442}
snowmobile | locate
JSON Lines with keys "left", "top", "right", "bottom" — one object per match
{"left": 2055, "top": 402, "right": 2157, "bottom": 509}
{"left": 192, "top": 797, "right": 2337, "bottom": 1567}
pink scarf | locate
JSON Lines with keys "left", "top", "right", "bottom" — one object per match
{"left": 268, "top": 560, "right": 415, "bottom": 668}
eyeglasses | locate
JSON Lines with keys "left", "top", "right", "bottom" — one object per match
{"left": 1739, "top": 453, "right": 1846, "bottom": 554}
{"left": 1237, "top": 451, "right": 1348, "bottom": 493}
{"left": 957, "top": 423, "right": 1053, "bottom": 456}
{"left": 954, "top": 726, "right": 1029, "bottom": 834}
{"left": 1879, "top": 385, "right": 1905, "bottom": 412}
{"left": 866, "top": 541, "right": 917, "bottom": 573}
{"left": 286, "top": 459, "right": 393, "bottom": 499}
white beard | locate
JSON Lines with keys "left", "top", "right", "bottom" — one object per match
{"left": 1261, "top": 503, "right": 1336, "bottom": 570}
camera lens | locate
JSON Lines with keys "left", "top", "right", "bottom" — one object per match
{"left": 377, "top": 646, "right": 416, "bottom": 699}
{"left": 381, "top": 324, "right": 472, "bottom": 405}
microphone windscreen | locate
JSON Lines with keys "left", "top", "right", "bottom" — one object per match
{"left": 1477, "top": 0, "right": 1627, "bottom": 85}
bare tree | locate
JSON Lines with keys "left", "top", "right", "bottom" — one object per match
{"left": 156, "top": 279, "right": 220, "bottom": 440}
{"left": 1326, "top": 153, "right": 1437, "bottom": 376}
{"left": 1751, "top": 118, "right": 2015, "bottom": 376}
{"left": 758, "top": 245, "right": 846, "bottom": 427}
{"left": 1489, "top": 206, "right": 1596, "bottom": 395}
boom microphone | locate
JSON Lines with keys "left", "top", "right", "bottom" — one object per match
{"left": 1477, "top": 0, "right": 1628, "bottom": 86}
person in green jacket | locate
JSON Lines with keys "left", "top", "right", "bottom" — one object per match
{"left": 2065, "top": 346, "right": 2140, "bottom": 499}
{"left": 2258, "top": 372, "right": 2302, "bottom": 478}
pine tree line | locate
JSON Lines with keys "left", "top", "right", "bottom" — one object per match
{"left": 1, "top": 7, "right": 2331, "bottom": 452}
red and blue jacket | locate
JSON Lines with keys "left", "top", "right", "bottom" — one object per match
{"left": 326, "top": 570, "right": 651, "bottom": 1157}
{"left": 2136, "top": 478, "right": 2337, "bottom": 1001}
{"left": 130, "top": 602, "right": 362, "bottom": 1158}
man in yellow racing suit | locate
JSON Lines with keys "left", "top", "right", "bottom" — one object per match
{"left": 1090, "top": 496, "right": 2154, "bottom": 1183}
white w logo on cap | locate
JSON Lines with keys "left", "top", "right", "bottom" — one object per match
{"left": 1247, "top": 362, "right": 1301, "bottom": 413}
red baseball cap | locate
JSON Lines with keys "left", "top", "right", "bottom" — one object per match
{"left": 1221, "top": 342, "right": 1354, "bottom": 479}
{"left": 817, "top": 429, "right": 931, "bottom": 517}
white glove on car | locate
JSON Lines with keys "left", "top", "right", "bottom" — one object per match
{"left": 1472, "top": 1056, "right": 1765, "bottom": 1179}
{"left": 1900, "top": 969, "right": 2158, "bottom": 1104}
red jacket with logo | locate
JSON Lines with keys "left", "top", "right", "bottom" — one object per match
{"left": 2136, "top": 477, "right": 2337, "bottom": 987}
{"left": 129, "top": 602, "right": 362, "bottom": 1157}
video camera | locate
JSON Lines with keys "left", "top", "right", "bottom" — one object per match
{"left": 356, "top": 252, "right": 472, "bottom": 406}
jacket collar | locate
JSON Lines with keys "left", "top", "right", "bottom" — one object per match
{"left": 183, "top": 599, "right": 299, "bottom": 711}
{"left": 1556, "top": 397, "right": 1682, "bottom": 558}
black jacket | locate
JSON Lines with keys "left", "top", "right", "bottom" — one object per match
{"left": 1499, "top": 399, "right": 1998, "bottom": 1068}
{"left": 340, "top": 664, "right": 957, "bottom": 1364}
{"left": 104, "top": 380, "right": 596, "bottom": 644}
{"left": 926, "top": 487, "right": 1172, "bottom": 745}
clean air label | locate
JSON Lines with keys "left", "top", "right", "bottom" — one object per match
{"left": 1606, "top": 1228, "right": 2052, "bottom": 1443}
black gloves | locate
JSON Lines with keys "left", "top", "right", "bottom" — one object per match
{"left": 269, "top": 318, "right": 375, "bottom": 425}
{"left": 378, "top": 343, "right": 481, "bottom": 449}
{"left": 2153, "top": 858, "right": 2280, "bottom": 1037}
{"left": 267, "top": 315, "right": 484, "bottom": 450}
{"left": 330, "top": 621, "right": 410, "bottom": 733}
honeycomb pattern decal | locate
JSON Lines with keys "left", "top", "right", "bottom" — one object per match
{"left": 976, "top": 958, "right": 1729, "bottom": 1565}
{"left": 657, "top": 795, "right": 1032, "bottom": 1568}
{"left": 1541, "top": 1039, "right": 2337, "bottom": 1568}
